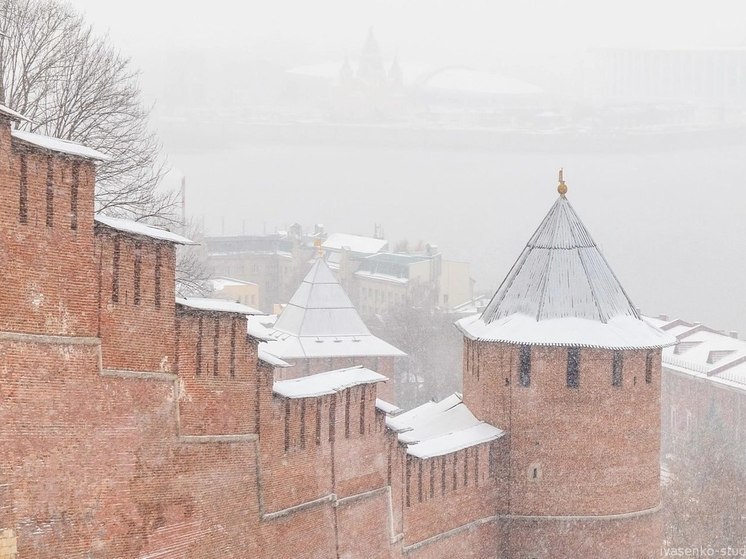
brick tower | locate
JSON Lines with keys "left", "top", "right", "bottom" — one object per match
{"left": 457, "top": 172, "right": 676, "bottom": 558}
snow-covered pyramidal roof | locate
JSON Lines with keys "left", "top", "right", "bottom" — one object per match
{"left": 274, "top": 258, "right": 370, "bottom": 337}
{"left": 457, "top": 181, "right": 676, "bottom": 350}
{"left": 260, "top": 259, "right": 405, "bottom": 359}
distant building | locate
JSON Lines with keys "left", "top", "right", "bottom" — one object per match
{"left": 354, "top": 246, "right": 473, "bottom": 315}
{"left": 645, "top": 315, "right": 746, "bottom": 545}
{"left": 210, "top": 277, "right": 260, "bottom": 309}
{"left": 204, "top": 224, "right": 322, "bottom": 311}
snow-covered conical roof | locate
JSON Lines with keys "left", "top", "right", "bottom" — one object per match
{"left": 262, "top": 259, "right": 405, "bottom": 359}
{"left": 457, "top": 188, "right": 676, "bottom": 350}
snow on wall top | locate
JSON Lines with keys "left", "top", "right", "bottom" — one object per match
{"left": 272, "top": 366, "right": 387, "bottom": 398}
{"left": 176, "top": 297, "right": 263, "bottom": 315}
{"left": 459, "top": 194, "right": 676, "bottom": 350}
{"left": 322, "top": 233, "right": 388, "bottom": 255}
{"left": 0, "top": 104, "right": 30, "bottom": 122}
{"left": 96, "top": 214, "right": 196, "bottom": 245}
{"left": 12, "top": 129, "right": 111, "bottom": 161}
{"left": 258, "top": 347, "right": 291, "bottom": 368}
{"left": 386, "top": 393, "right": 504, "bottom": 459}
{"left": 267, "top": 259, "right": 405, "bottom": 358}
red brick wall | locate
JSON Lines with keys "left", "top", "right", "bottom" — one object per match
{"left": 0, "top": 336, "right": 262, "bottom": 558}
{"left": 175, "top": 310, "right": 257, "bottom": 436}
{"left": 96, "top": 229, "right": 177, "bottom": 371}
{"left": 0, "top": 133, "right": 97, "bottom": 337}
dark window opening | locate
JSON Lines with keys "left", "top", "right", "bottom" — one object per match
{"left": 112, "top": 237, "right": 121, "bottom": 303}
{"left": 213, "top": 319, "right": 219, "bottom": 376}
{"left": 532, "top": 467, "right": 538, "bottom": 480}
{"left": 474, "top": 448, "right": 480, "bottom": 485}
{"left": 229, "top": 319, "right": 236, "bottom": 378}
{"left": 299, "top": 400, "right": 306, "bottom": 450}
{"left": 488, "top": 442, "right": 497, "bottom": 478}
{"left": 429, "top": 461, "right": 435, "bottom": 498}
{"left": 284, "top": 400, "right": 291, "bottom": 452}
{"left": 440, "top": 457, "right": 446, "bottom": 495}
{"left": 344, "top": 390, "right": 351, "bottom": 438}
{"left": 133, "top": 241, "right": 142, "bottom": 305}
{"left": 405, "top": 458, "right": 411, "bottom": 507}
{"left": 612, "top": 350, "right": 623, "bottom": 387}
{"left": 19, "top": 154, "right": 28, "bottom": 224}
{"left": 70, "top": 162, "right": 79, "bottom": 230}
{"left": 452, "top": 453, "right": 458, "bottom": 490}
{"left": 646, "top": 352, "right": 654, "bottom": 384}
{"left": 417, "top": 460, "right": 423, "bottom": 503}
{"left": 328, "top": 397, "right": 336, "bottom": 443}
{"left": 359, "top": 385, "right": 366, "bottom": 435}
{"left": 154, "top": 245, "right": 162, "bottom": 308}
{"left": 45, "top": 156, "right": 54, "bottom": 228}
{"left": 519, "top": 345, "right": 531, "bottom": 387}
{"left": 315, "top": 400, "right": 322, "bottom": 446}
{"left": 567, "top": 347, "right": 580, "bottom": 388}
{"left": 464, "top": 449, "right": 469, "bottom": 486}
{"left": 196, "top": 316, "right": 203, "bottom": 376}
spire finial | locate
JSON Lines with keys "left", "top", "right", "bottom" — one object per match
{"left": 557, "top": 168, "right": 568, "bottom": 197}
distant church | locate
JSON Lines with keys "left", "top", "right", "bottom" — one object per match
{"left": 0, "top": 90, "right": 673, "bottom": 558}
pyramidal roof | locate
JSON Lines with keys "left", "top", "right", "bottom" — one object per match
{"left": 457, "top": 182, "right": 676, "bottom": 350}
{"left": 264, "top": 259, "right": 405, "bottom": 359}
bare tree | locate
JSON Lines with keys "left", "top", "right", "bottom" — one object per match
{"left": 0, "top": 0, "right": 178, "bottom": 221}
{"left": 175, "top": 217, "right": 213, "bottom": 298}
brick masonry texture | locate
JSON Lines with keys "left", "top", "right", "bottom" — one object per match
{"left": 0, "top": 113, "right": 661, "bottom": 558}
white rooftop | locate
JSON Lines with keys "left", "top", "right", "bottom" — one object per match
{"left": 386, "top": 393, "right": 504, "bottom": 459}
{"left": 263, "top": 259, "right": 405, "bottom": 359}
{"left": 322, "top": 233, "right": 388, "bottom": 255}
{"left": 12, "top": 129, "right": 111, "bottom": 161}
{"left": 258, "top": 347, "right": 291, "bottom": 368}
{"left": 176, "top": 297, "right": 262, "bottom": 315}
{"left": 96, "top": 215, "right": 196, "bottom": 245}
{"left": 272, "top": 366, "right": 387, "bottom": 399}
{"left": 458, "top": 190, "right": 676, "bottom": 350}
{"left": 645, "top": 315, "right": 746, "bottom": 391}
{"left": 211, "top": 277, "right": 258, "bottom": 290}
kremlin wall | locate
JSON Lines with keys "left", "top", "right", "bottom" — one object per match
{"left": 0, "top": 104, "right": 674, "bottom": 558}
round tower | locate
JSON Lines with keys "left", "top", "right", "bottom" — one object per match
{"left": 457, "top": 173, "right": 676, "bottom": 559}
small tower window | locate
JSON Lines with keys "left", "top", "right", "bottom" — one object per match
{"left": 567, "top": 348, "right": 580, "bottom": 388}
{"left": 111, "top": 237, "right": 121, "bottom": 303}
{"left": 519, "top": 345, "right": 531, "bottom": 387}
{"left": 70, "top": 162, "right": 79, "bottom": 230}
{"left": 45, "top": 155, "right": 54, "bottom": 228}
{"left": 612, "top": 350, "right": 623, "bottom": 387}
{"left": 133, "top": 241, "right": 142, "bottom": 305}
{"left": 645, "top": 351, "right": 654, "bottom": 384}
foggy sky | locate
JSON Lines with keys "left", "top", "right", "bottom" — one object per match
{"left": 61, "top": 0, "right": 746, "bottom": 337}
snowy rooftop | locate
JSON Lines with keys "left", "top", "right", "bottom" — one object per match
{"left": 211, "top": 277, "right": 258, "bottom": 290}
{"left": 12, "top": 129, "right": 111, "bottom": 161}
{"left": 387, "top": 393, "right": 504, "bottom": 459}
{"left": 258, "top": 347, "right": 291, "bottom": 368}
{"left": 375, "top": 398, "right": 402, "bottom": 416}
{"left": 322, "top": 233, "right": 388, "bottom": 255}
{"left": 176, "top": 297, "right": 263, "bottom": 315}
{"left": 272, "top": 366, "right": 387, "bottom": 399}
{"left": 458, "top": 188, "right": 676, "bottom": 350}
{"left": 0, "top": 104, "right": 30, "bottom": 122}
{"left": 645, "top": 315, "right": 746, "bottom": 391}
{"left": 96, "top": 215, "right": 196, "bottom": 245}
{"left": 261, "top": 260, "right": 405, "bottom": 359}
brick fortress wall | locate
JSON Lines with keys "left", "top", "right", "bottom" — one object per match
{"left": 0, "top": 114, "right": 501, "bottom": 558}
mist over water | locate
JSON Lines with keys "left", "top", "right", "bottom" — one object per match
{"left": 167, "top": 139, "right": 746, "bottom": 336}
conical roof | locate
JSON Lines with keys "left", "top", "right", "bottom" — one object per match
{"left": 266, "top": 259, "right": 405, "bottom": 359}
{"left": 274, "top": 259, "right": 370, "bottom": 337}
{"left": 457, "top": 190, "right": 676, "bottom": 349}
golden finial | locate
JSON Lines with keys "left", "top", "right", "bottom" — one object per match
{"left": 557, "top": 168, "right": 568, "bottom": 197}
{"left": 314, "top": 238, "right": 323, "bottom": 257}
